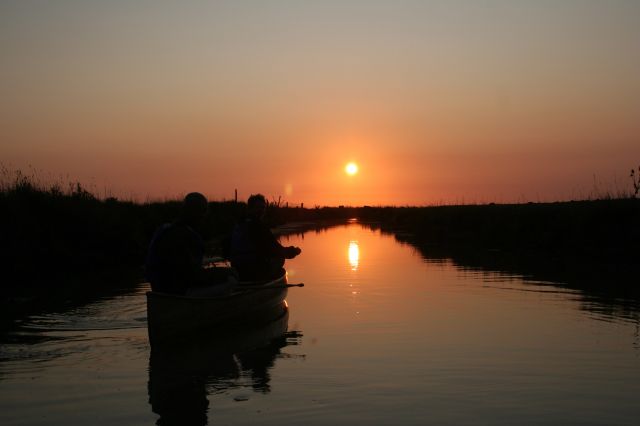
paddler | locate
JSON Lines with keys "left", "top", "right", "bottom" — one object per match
{"left": 145, "top": 192, "right": 235, "bottom": 295}
{"left": 230, "top": 193, "right": 301, "bottom": 280}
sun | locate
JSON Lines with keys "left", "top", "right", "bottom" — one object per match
{"left": 345, "top": 162, "right": 358, "bottom": 176}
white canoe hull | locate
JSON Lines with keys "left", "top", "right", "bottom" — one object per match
{"left": 146, "top": 271, "right": 288, "bottom": 346}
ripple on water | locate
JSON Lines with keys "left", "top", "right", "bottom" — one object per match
{"left": 0, "top": 286, "right": 150, "bottom": 373}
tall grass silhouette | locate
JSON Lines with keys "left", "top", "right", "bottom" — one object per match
{"left": 631, "top": 166, "right": 640, "bottom": 198}
{"left": 1, "top": 165, "right": 638, "bottom": 293}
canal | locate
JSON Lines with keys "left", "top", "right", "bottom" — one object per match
{"left": 1, "top": 222, "right": 639, "bottom": 425}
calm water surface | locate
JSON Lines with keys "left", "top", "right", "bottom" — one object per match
{"left": 1, "top": 223, "right": 639, "bottom": 425}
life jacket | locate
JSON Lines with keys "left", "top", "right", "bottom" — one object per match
{"left": 145, "top": 222, "right": 204, "bottom": 294}
{"left": 229, "top": 219, "right": 259, "bottom": 268}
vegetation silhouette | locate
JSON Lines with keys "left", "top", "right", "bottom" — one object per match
{"left": 1, "top": 168, "right": 638, "bottom": 305}
{"left": 631, "top": 166, "right": 640, "bottom": 198}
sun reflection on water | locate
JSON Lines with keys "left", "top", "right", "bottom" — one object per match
{"left": 348, "top": 240, "right": 359, "bottom": 271}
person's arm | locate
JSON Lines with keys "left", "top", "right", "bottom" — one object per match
{"left": 255, "top": 222, "right": 301, "bottom": 259}
{"left": 282, "top": 245, "right": 301, "bottom": 259}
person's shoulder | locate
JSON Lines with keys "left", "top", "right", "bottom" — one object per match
{"left": 150, "top": 222, "right": 173, "bottom": 243}
{"left": 246, "top": 217, "right": 262, "bottom": 228}
{"left": 154, "top": 222, "right": 173, "bottom": 234}
{"left": 163, "top": 222, "right": 199, "bottom": 241}
{"left": 250, "top": 218, "right": 271, "bottom": 232}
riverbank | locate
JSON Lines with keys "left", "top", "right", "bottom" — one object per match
{"left": 2, "top": 175, "right": 637, "bottom": 294}
{"left": 0, "top": 178, "right": 353, "bottom": 292}
{"left": 0, "top": 187, "right": 236, "bottom": 291}
{"left": 357, "top": 199, "right": 640, "bottom": 295}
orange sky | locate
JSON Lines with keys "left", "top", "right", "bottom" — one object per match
{"left": 1, "top": 1, "right": 639, "bottom": 205}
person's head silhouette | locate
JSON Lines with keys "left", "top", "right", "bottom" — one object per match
{"left": 181, "top": 192, "right": 208, "bottom": 227}
{"left": 247, "top": 194, "right": 267, "bottom": 220}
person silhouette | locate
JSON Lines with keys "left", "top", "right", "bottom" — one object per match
{"left": 230, "top": 194, "right": 301, "bottom": 280}
{"left": 146, "top": 192, "right": 234, "bottom": 295}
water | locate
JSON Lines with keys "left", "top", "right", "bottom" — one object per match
{"left": 1, "top": 223, "right": 639, "bottom": 425}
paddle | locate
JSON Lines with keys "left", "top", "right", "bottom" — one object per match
{"left": 238, "top": 283, "right": 304, "bottom": 290}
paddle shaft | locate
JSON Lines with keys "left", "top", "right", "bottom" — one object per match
{"left": 238, "top": 283, "right": 304, "bottom": 290}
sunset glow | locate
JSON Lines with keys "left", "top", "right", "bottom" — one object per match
{"left": 1, "top": 1, "right": 639, "bottom": 205}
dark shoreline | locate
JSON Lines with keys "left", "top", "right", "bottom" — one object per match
{"left": 1, "top": 185, "right": 639, "bottom": 328}
{"left": 2, "top": 182, "right": 638, "bottom": 295}
{"left": 360, "top": 201, "right": 639, "bottom": 306}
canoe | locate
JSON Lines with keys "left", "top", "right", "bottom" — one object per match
{"left": 146, "top": 270, "right": 289, "bottom": 346}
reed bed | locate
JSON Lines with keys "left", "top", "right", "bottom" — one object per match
{"left": 2, "top": 167, "right": 638, "bottom": 292}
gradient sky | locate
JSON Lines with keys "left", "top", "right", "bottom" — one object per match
{"left": 2, "top": 0, "right": 639, "bottom": 205}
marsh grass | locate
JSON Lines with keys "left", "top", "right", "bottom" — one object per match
{"left": 1, "top": 169, "right": 142, "bottom": 289}
{"left": 2, "top": 165, "right": 638, "bottom": 293}
{"left": 358, "top": 198, "right": 639, "bottom": 294}
{"left": 631, "top": 166, "right": 640, "bottom": 198}
{"left": 0, "top": 168, "right": 243, "bottom": 291}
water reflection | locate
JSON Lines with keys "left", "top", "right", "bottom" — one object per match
{"left": 348, "top": 241, "right": 359, "bottom": 271}
{"left": 361, "top": 223, "right": 640, "bottom": 323}
{"left": 147, "top": 307, "right": 303, "bottom": 425}
{"left": 2, "top": 223, "right": 640, "bottom": 425}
